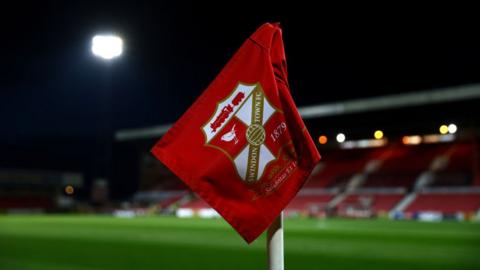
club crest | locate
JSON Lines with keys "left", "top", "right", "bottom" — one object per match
{"left": 202, "top": 82, "right": 292, "bottom": 185}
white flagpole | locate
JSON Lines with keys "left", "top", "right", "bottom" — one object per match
{"left": 267, "top": 211, "right": 284, "bottom": 270}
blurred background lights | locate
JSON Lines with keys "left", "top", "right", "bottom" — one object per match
{"left": 91, "top": 34, "right": 123, "bottom": 60}
{"left": 374, "top": 130, "right": 384, "bottom": 140}
{"left": 336, "top": 133, "right": 346, "bottom": 143}
{"left": 439, "top": 124, "right": 449, "bottom": 135}
{"left": 402, "top": 135, "right": 422, "bottom": 145}
{"left": 448, "top": 123, "right": 457, "bottom": 134}
{"left": 318, "top": 135, "right": 328, "bottom": 145}
{"left": 65, "top": 185, "right": 75, "bottom": 195}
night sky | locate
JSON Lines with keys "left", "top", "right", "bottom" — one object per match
{"left": 1, "top": 2, "right": 480, "bottom": 191}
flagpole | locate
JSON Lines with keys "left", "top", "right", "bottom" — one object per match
{"left": 267, "top": 211, "right": 284, "bottom": 270}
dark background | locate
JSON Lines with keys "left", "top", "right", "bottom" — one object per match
{"left": 1, "top": 1, "right": 479, "bottom": 198}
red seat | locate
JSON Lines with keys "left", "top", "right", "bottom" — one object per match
{"left": 286, "top": 194, "right": 335, "bottom": 211}
{"left": 336, "top": 193, "right": 404, "bottom": 213}
{"left": 405, "top": 193, "right": 480, "bottom": 213}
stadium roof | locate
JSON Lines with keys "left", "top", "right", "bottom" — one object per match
{"left": 115, "top": 83, "right": 480, "bottom": 141}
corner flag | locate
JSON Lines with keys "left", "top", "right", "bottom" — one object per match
{"left": 151, "top": 23, "right": 320, "bottom": 243}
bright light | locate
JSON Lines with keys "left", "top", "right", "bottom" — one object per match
{"left": 448, "top": 123, "right": 457, "bottom": 134}
{"left": 65, "top": 185, "right": 75, "bottom": 195}
{"left": 439, "top": 124, "right": 449, "bottom": 135}
{"left": 374, "top": 130, "right": 384, "bottom": 140}
{"left": 91, "top": 35, "right": 123, "bottom": 60}
{"left": 336, "top": 133, "right": 346, "bottom": 143}
{"left": 340, "top": 138, "right": 387, "bottom": 149}
{"left": 402, "top": 135, "right": 422, "bottom": 145}
{"left": 318, "top": 135, "right": 328, "bottom": 145}
{"left": 423, "top": 134, "right": 455, "bottom": 143}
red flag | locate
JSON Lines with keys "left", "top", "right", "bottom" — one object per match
{"left": 151, "top": 23, "right": 320, "bottom": 243}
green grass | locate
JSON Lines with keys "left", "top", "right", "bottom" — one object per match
{"left": 1, "top": 215, "right": 479, "bottom": 270}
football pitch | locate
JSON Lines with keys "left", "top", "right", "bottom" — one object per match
{"left": 0, "top": 215, "right": 479, "bottom": 270}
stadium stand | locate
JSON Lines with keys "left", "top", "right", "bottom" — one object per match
{"left": 362, "top": 144, "right": 449, "bottom": 189}
{"left": 404, "top": 189, "right": 480, "bottom": 214}
{"left": 336, "top": 191, "right": 405, "bottom": 217}
{"left": 134, "top": 140, "right": 480, "bottom": 220}
{"left": 0, "top": 169, "right": 83, "bottom": 212}
{"left": 429, "top": 171, "right": 473, "bottom": 187}
{"left": 305, "top": 148, "right": 383, "bottom": 188}
{"left": 285, "top": 191, "right": 335, "bottom": 216}
{"left": 429, "top": 142, "right": 475, "bottom": 187}
{"left": 289, "top": 141, "right": 479, "bottom": 219}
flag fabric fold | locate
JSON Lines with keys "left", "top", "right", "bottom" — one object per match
{"left": 151, "top": 23, "right": 320, "bottom": 243}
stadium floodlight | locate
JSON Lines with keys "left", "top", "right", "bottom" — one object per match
{"left": 448, "top": 123, "right": 457, "bottom": 134}
{"left": 374, "top": 130, "right": 384, "bottom": 140}
{"left": 91, "top": 34, "right": 123, "bottom": 60}
{"left": 439, "top": 124, "right": 449, "bottom": 135}
{"left": 336, "top": 133, "right": 346, "bottom": 143}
